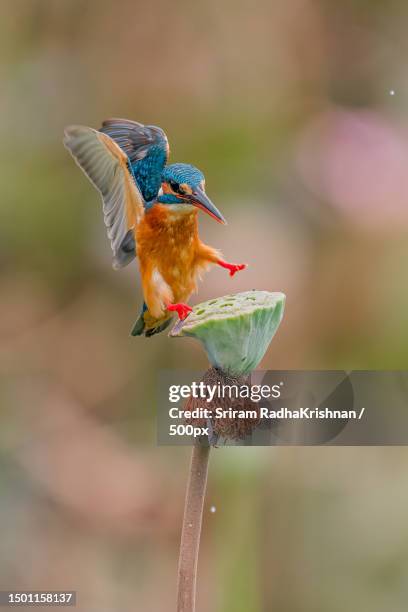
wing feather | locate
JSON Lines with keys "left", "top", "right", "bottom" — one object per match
{"left": 99, "top": 119, "right": 169, "bottom": 201}
{"left": 63, "top": 125, "right": 144, "bottom": 269}
{"left": 100, "top": 118, "right": 169, "bottom": 165}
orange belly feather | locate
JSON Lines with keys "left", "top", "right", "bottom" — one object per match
{"left": 136, "top": 205, "right": 215, "bottom": 322}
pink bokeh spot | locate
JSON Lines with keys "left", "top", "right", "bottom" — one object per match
{"left": 296, "top": 108, "right": 408, "bottom": 227}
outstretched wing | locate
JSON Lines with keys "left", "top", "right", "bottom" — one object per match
{"left": 63, "top": 125, "right": 145, "bottom": 269}
{"left": 100, "top": 119, "right": 169, "bottom": 202}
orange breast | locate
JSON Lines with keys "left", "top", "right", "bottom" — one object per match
{"left": 136, "top": 205, "right": 201, "bottom": 304}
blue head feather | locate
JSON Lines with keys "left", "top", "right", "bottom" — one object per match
{"left": 157, "top": 163, "right": 205, "bottom": 205}
{"left": 162, "top": 163, "right": 204, "bottom": 187}
{"left": 152, "top": 162, "right": 225, "bottom": 223}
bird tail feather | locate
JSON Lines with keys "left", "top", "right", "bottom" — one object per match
{"left": 130, "top": 304, "right": 172, "bottom": 337}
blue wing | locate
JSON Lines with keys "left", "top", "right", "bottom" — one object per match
{"left": 64, "top": 125, "right": 145, "bottom": 269}
{"left": 99, "top": 119, "right": 169, "bottom": 203}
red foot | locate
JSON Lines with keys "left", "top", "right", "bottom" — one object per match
{"left": 217, "top": 259, "right": 247, "bottom": 277}
{"left": 167, "top": 302, "right": 193, "bottom": 320}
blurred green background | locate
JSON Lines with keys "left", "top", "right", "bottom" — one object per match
{"left": 2, "top": 1, "right": 408, "bottom": 610}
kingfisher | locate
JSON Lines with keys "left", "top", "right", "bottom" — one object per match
{"left": 63, "top": 119, "right": 246, "bottom": 336}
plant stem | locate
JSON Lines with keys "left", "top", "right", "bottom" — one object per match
{"left": 177, "top": 442, "right": 211, "bottom": 612}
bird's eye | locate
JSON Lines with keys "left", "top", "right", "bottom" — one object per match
{"left": 170, "top": 180, "right": 181, "bottom": 194}
{"left": 169, "top": 180, "right": 185, "bottom": 195}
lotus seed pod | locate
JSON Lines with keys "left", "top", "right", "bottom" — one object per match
{"left": 170, "top": 290, "right": 285, "bottom": 376}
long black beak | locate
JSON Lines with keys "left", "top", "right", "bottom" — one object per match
{"left": 190, "top": 187, "right": 227, "bottom": 224}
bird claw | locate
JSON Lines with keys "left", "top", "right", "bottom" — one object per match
{"left": 167, "top": 302, "right": 193, "bottom": 320}
{"left": 217, "top": 259, "right": 247, "bottom": 277}
{"left": 227, "top": 263, "right": 247, "bottom": 277}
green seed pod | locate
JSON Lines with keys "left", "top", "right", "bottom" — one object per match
{"left": 170, "top": 290, "right": 285, "bottom": 376}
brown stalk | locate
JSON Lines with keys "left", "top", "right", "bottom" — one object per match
{"left": 177, "top": 442, "right": 211, "bottom": 612}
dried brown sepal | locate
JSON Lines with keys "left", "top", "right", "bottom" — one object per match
{"left": 184, "top": 367, "right": 260, "bottom": 441}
